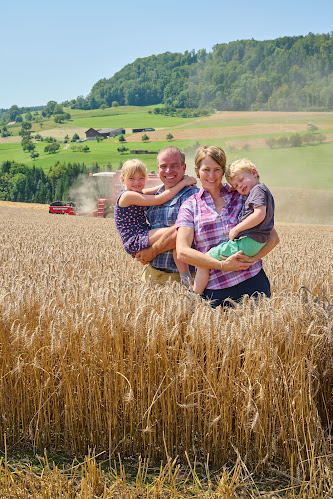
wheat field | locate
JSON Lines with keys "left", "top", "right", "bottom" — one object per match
{"left": 0, "top": 206, "right": 332, "bottom": 497}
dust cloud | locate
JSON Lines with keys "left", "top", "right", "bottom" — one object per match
{"left": 69, "top": 175, "right": 97, "bottom": 215}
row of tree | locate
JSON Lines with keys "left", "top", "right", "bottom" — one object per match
{"left": 0, "top": 161, "right": 89, "bottom": 203}
{"left": 0, "top": 102, "right": 71, "bottom": 126}
{"left": 66, "top": 32, "right": 333, "bottom": 112}
{"left": 266, "top": 132, "right": 326, "bottom": 148}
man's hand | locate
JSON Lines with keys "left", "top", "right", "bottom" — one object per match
{"left": 229, "top": 226, "right": 239, "bottom": 241}
{"left": 135, "top": 246, "right": 157, "bottom": 265}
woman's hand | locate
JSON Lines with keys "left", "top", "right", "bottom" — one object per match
{"left": 233, "top": 228, "right": 280, "bottom": 264}
{"left": 220, "top": 251, "right": 252, "bottom": 271}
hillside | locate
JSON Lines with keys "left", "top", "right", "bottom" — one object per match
{"left": 0, "top": 108, "right": 332, "bottom": 222}
{"left": 80, "top": 33, "right": 333, "bottom": 112}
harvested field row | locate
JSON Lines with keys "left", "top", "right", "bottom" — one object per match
{"left": 127, "top": 127, "right": 333, "bottom": 146}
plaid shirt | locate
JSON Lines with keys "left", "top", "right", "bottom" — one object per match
{"left": 176, "top": 185, "right": 262, "bottom": 290}
{"left": 146, "top": 185, "right": 199, "bottom": 272}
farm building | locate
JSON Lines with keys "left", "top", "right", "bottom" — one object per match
{"left": 85, "top": 128, "right": 125, "bottom": 139}
{"left": 130, "top": 150, "right": 158, "bottom": 155}
{"left": 131, "top": 128, "right": 155, "bottom": 133}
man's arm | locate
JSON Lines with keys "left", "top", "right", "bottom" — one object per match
{"left": 135, "top": 225, "right": 177, "bottom": 264}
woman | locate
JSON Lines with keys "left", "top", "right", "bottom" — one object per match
{"left": 176, "top": 146, "right": 279, "bottom": 307}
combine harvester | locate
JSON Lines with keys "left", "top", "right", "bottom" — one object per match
{"left": 90, "top": 170, "right": 161, "bottom": 218}
{"left": 49, "top": 170, "right": 161, "bottom": 218}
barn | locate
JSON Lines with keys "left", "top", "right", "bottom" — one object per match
{"left": 85, "top": 128, "right": 125, "bottom": 139}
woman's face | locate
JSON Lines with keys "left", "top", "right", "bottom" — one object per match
{"left": 198, "top": 156, "right": 224, "bottom": 191}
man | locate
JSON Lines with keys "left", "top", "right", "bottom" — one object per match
{"left": 135, "top": 146, "right": 198, "bottom": 285}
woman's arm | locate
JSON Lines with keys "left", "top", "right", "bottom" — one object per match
{"left": 176, "top": 226, "right": 252, "bottom": 272}
{"left": 119, "top": 176, "right": 196, "bottom": 207}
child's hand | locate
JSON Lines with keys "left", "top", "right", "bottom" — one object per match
{"left": 229, "top": 227, "right": 239, "bottom": 241}
{"left": 183, "top": 175, "right": 197, "bottom": 186}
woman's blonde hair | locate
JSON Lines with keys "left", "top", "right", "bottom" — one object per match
{"left": 121, "top": 159, "right": 147, "bottom": 181}
{"left": 225, "top": 158, "right": 260, "bottom": 182}
{"left": 194, "top": 146, "right": 227, "bottom": 177}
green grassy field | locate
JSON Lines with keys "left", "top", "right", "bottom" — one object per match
{"left": 2, "top": 106, "right": 333, "bottom": 192}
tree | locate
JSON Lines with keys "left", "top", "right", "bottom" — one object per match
{"left": 53, "top": 104, "right": 64, "bottom": 114}
{"left": 25, "top": 112, "right": 33, "bottom": 121}
{"left": 30, "top": 151, "right": 39, "bottom": 160}
{"left": 9, "top": 105, "right": 20, "bottom": 122}
{"left": 289, "top": 133, "right": 302, "bottom": 147}
{"left": 117, "top": 146, "right": 129, "bottom": 154}
{"left": 54, "top": 114, "right": 66, "bottom": 123}
{"left": 44, "top": 143, "right": 60, "bottom": 154}
{"left": 166, "top": 133, "right": 174, "bottom": 141}
{"left": 307, "top": 123, "right": 318, "bottom": 132}
{"left": 118, "top": 135, "right": 126, "bottom": 142}
{"left": 1, "top": 126, "right": 11, "bottom": 138}
{"left": 72, "top": 133, "right": 80, "bottom": 142}
{"left": 142, "top": 133, "right": 149, "bottom": 142}
{"left": 266, "top": 137, "right": 276, "bottom": 149}
{"left": 314, "top": 133, "right": 326, "bottom": 144}
{"left": 20, "top": 121, "right": 32, "bottom": 132}
{"left": 112, "top": 101, "right": 119, "bottom": 107}
{"left": 22, "top": 139, "right": 35, "bottom": 152}
{"left": 277, "top": 136, "right": 289, "bottom": 148}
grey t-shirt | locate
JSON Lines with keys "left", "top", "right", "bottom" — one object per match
{"left": 236, "top": 183, "right": 274, "bottom": 243}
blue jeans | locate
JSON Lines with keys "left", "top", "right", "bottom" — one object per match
{"left": 203, "top": 269, "right": 271, "bottom": 308}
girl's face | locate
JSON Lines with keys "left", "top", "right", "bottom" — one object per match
{"left": 198, "top": 156, "right": 224, "bottom": 191}
{"left": 229, "top": 169, "right": 258, "bottom": 196}
{"left": 124, "top": 171, "right": 146, "bottom": 192}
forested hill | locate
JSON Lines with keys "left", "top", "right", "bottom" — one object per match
{"left": 77, "top": 33, "right": 333, "bottom": 112}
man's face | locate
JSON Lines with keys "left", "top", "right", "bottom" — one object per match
{"left": 158, "top": 152, "right": 186, "bottom": 189}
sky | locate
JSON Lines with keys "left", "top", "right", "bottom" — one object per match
{"left": 1, "top": 0, "right": 333, "bottom": 110}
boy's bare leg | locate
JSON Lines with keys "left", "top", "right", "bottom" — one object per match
{"left": 193, "top": 266, "right": 210, "bottom": 294}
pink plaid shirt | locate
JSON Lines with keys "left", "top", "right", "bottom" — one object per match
{"left": 176, "top": 185, "right": 262, "bottom": 290}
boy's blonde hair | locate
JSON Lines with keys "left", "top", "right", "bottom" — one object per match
{"left": 121, "top": 159, "right": 147, "bottom": 181}
{"left": 225, "top": 158, "right": 260, "bottom": 182}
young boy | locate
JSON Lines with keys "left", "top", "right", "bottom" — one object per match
{"left": 193, "top": 158, "right": 275, "bottom": 294}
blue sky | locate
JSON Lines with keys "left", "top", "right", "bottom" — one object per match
{"left": 1, "top": 0, "right": 332, "bottom": 109}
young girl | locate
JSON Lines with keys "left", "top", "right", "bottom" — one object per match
{"left": 114, "top": 159, "right": 196, "bottom": 285}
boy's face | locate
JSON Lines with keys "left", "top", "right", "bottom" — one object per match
{"left": 229, "top": 169, "right": 259, "bottom": 196}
